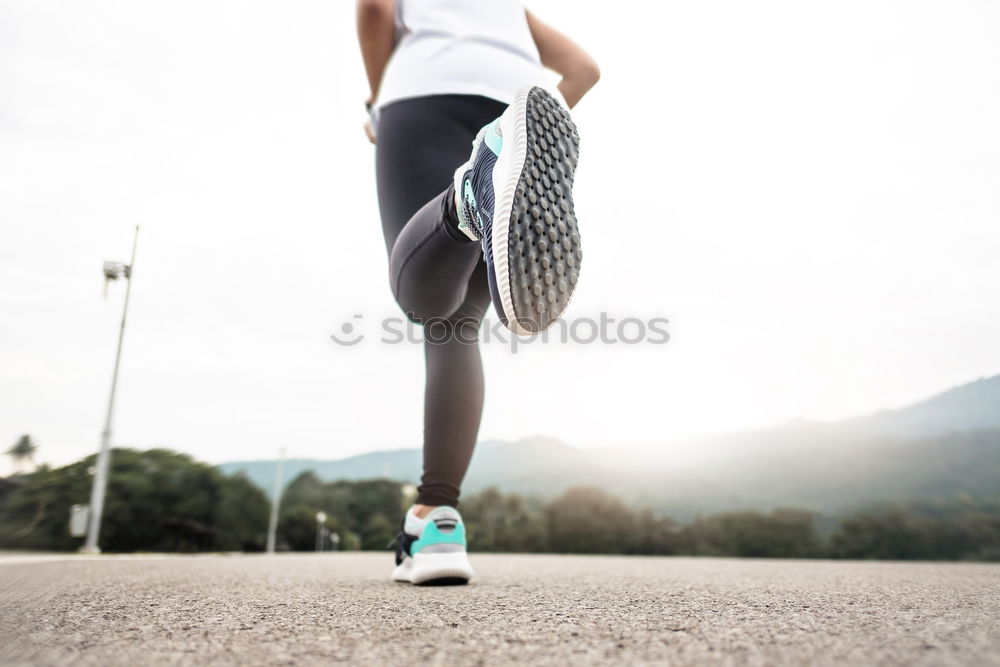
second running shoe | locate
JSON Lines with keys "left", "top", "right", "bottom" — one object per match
{"left": 392, "top": 506, "right": 474, "bottom": 586}
{"left": 454, "top": 85, "right": 582, "bottom": 335}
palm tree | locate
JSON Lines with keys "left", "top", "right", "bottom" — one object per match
{"left": 6, "top": 434, "right": 38, "bottom": 471}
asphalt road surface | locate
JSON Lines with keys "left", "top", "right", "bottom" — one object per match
{"left": 2, "top": 553, "right": 999, "bottom": 666}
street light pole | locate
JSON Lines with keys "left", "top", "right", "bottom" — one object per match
{"left": 266, "top": 447, "right": 286, "bottom": 554}
{"left": 315, "top": 511, "right": 327, "bottom": 552}
{"left": 81, "top": 226, "right": 139, "bottom": 554}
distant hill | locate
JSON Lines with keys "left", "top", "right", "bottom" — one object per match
{"left": 838, "top": 375, "right": 1000, "bottom": 437}
{"left": 219, "top": 375, "right": 1000, "bottom": 518}
{"left": 219, "top": 448, "right": 423, "bottom": 496}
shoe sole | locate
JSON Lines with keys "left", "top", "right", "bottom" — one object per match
{"left": 489, "top": 86, "right": 581, "bottom": 335}
{"left": 409, "top": 551, "right": 474, "bottom": 586}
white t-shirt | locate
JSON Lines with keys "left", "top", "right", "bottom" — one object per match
{"left": 375, "top": 0, "right": 552, "bottom": 110}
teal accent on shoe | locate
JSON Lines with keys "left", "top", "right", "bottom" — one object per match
{"left": 485, "top": 119, "right": 503, "bottom": 156}
{"left": 411, "top": 517, "right": 467, "bottom": 556}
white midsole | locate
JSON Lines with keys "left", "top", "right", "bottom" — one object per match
{"left": 409, "top": 551, "right": 474, "bottom": 584}
{"left": 392, "top": 556, "right": 413, "bottom": 582}
{"left": 490, "top": 86, "right": 532, "bottom": 336}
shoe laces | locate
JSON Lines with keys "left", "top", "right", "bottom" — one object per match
{"left": 460, "top": 191, "right": 483, "bottom": 240}
{"left": 389, "top": 525, "right": 417, "bottom": 566}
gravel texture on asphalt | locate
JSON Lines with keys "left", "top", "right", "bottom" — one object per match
{"left": 1, "top": 553, "right": 998, "bottom": 666}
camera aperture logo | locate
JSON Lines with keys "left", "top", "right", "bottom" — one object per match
{"left": 329, "top": 313, "right": 669, "bottom": 352}
{"left": 330, "top": 314, "right": 365, "bottom": 346}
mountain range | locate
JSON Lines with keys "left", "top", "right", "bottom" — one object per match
{"left": 218, "top": 375, "right": 1000, "bottom": 518}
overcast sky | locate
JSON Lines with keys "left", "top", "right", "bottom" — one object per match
{"left": 2, "top": 0, "right": 998, "bottom": 474}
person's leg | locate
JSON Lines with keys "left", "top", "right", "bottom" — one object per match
{"left": 375, "top": 95, "right": 507, "bottom": 509}
{"left": 376, "top": 95, "right": 506, "bottom": 323}
{"left": 416, "top": 261, "right": 490, "bottom": 508}
{"left": 388, "top": 188, "right": 480, "bottom": 322}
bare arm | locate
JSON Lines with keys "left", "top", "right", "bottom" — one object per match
{"left": 525, "top": 10, "right": 600, "bottom": 108}
{"left": 356, "top": 0, "right": 396, "bottom": 105}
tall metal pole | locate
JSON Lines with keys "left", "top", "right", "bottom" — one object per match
{"left": 315, "top": 511, "right": 327, "bottom": 552}
{"left": 266, "top": 446, "right": 286, "bottom": 554}
{"left": 81, "top": 226, "right": 139, "bottom": 554}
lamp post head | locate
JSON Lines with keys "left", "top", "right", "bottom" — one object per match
{"left": 102, "top": 261, "right": 129, "bottom": 281}
{"left": 102, "top": 261, "right": 131, "bottom": 298}
{"left": 316, "top": 511, "right": 327, "bottom": 523}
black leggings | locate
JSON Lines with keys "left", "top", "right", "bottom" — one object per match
{"left": 375, "top": 94, "right": 507, "bottom": 507}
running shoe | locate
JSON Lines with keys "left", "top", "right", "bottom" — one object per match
{"left": 391, "top": 506, "right": 474, "bottom": 585}
{"left": 454, "top": 85, "right": 582, "bottom": 335}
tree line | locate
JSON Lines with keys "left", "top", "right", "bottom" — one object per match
{"left": 2, "top": 446, "right": 999, "bottom": 560}
{"left": 459, "top": 487, "right": 1000, "bottom": 560}
{"left": 0, "top": 448, "right": 267, "bottom": 552}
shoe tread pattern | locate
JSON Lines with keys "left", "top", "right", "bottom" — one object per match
{"left": 508, "top": 88, "right": 581, "bottom": 333}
